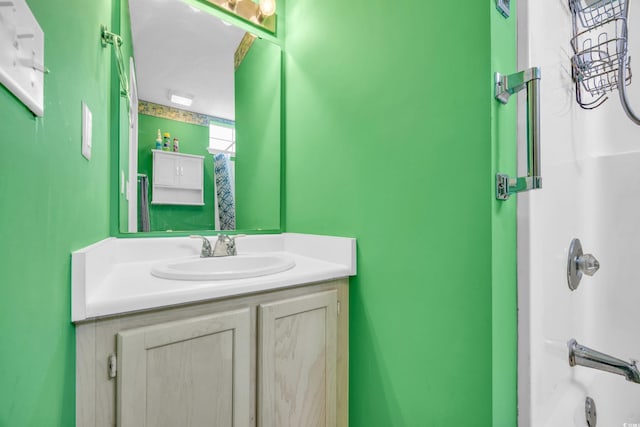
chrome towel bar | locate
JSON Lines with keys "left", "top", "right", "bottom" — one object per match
{"left": 101, "top": 25, "right": 129, "bottom": 98}
{"left": 494, "top": 67, "right": 542, "bottom": 200}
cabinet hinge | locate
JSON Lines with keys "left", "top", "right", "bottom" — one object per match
{"left": 108, "top": 354, "right": 117, "bottom": 379}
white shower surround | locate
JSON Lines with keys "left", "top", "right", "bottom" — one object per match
{"left": 518, "top": 1, "right": 640, "bottom": 426}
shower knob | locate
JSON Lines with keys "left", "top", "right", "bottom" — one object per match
{"left": 567, "top": 238, "right": 600, "bottom": 291}
{"left": 577, "top": 253, "right": 600, "bottom": 277}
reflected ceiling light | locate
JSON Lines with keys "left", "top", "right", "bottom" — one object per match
{"left": 208, "top": 0, "right": 276, "bottom": 31}
{"left": 169, "top": 92, "right": 193, "bottom": 107}
{"left": 258, "top": 0, "right": 275, "bottom": 20}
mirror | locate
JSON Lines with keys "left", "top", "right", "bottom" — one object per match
{"left": 118, "top": 0, "right": 281, "bottom": 234}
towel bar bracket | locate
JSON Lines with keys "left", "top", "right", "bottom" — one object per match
{"left": 496, "top": 174, "right": 542, "bottom": 201}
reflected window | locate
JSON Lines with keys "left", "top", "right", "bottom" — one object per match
{"left": 208, "top": 123, "right": 235, "bottom": 155}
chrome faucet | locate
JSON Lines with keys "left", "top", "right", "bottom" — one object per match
{"left": 568, "top": 338, "right": 640, "bottom": 384}
{"left": 190, "top": 234, "right": 245, "bottom": 257}
{"left": 212, "top": 234, "right": 239, "bottom": 257}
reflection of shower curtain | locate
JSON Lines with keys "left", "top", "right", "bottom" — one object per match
{"left": 214, "top": 153, "right": 236, "bottom": 230}
{"left": 137, "top": 174, "right": 150, "bottom": 232}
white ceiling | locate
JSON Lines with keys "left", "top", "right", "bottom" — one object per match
{"left": 129, "top": 0, "right": 245, "bottom": 120}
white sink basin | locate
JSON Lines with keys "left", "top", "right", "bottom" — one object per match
{"left": 150, "top": 253, "right": 296, "bottom": 281}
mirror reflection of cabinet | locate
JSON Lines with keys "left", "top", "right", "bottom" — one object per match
{"left": 151, "top": 150, "right": 204, "bottom": 205}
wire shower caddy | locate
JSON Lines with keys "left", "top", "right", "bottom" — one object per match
{"left": 569, "top": 0, "right": 632, "bottom": 110}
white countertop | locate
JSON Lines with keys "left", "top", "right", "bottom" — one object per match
{"left": 72, "top": 233, "right": 356, "bottom": 322}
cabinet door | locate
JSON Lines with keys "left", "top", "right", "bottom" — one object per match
{"left": 153, "top": 152, "right": 179, "bottom": 186}
{"left": 178, "top": 155, "right": 203, "bottom": 190}
{"left": 117, "top": 309, "right": 251, "bottom": 427}
{"left": 258, "top": 291, "right": 338, "bottom": 427}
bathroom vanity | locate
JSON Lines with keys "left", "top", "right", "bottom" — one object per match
{"left": 72, "top": 233, "right": 355, "bottom": 426}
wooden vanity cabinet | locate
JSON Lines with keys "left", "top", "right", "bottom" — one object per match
{"left": 76, "top": 279, "right": 348, "bottom": 427}
{"left": 259, "top": 291, "right": 338, "bottom": 426}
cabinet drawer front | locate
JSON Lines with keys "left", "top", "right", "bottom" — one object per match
{"left": 258, "top": 291, "right": 338, "bottom": 427}
{"left": 117, "top": 309, "right": 251, "bottom": 427}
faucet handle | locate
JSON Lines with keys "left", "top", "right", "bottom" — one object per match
{"left": 227, "top": 234, "right": 247, "bottom": 255}
{"left": 190, "top": 235, "right": 212, "bottom": 257}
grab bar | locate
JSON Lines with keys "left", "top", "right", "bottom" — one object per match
{"left": 494, "top": 67, "right": 542, "bottom": 200}
{"left": 568, "top": 338, "right": 640, "bottom": 383}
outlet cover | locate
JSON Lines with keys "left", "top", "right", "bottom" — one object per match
{"left": 82, "top": 102, "right": 92, "bottom": 160}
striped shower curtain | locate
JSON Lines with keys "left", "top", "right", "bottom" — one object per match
{"left": 214, "top": 153, "right": 236, "bottom": 230}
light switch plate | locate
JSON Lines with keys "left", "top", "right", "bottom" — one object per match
{"left": 496, "top": 0, "right": 510, "bottom": 18}
{"left": 82, "top": 102, "right": 92, "bottom": 160}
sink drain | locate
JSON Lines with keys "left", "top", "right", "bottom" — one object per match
{"left": 585, "top": 397, "right": 597, "bottom": 427}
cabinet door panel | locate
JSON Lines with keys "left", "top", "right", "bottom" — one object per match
{"left": 117, "top": 309, "right": 250, "bottom": 427}
{"left": 259, "top": 291, "right": 337, "bottom": 427}
{"left": 153, "top": 152, "right": 179, "bottom": 186}
{"left": 178, "top": 156, "right": 204, "bottom": 189}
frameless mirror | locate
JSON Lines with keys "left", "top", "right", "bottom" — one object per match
{"left": 118, "top": 0, "right": 281, "bottom": 233}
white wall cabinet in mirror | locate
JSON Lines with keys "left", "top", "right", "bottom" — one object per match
{"left": 152, "top": 150, "right": 204, "bottom": 206}
{"left": 118, "top": 0, "right": 282, "bottom": 234}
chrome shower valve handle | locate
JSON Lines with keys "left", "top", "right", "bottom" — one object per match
{"left": 567, "top": 238, "right": 600, "bottom": 290}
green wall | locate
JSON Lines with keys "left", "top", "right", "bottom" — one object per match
{"left": 137, "top": 114, "right": 215, "bottom": 231}
{"left": 234, "top": 38, "right": 281, "bottom": 230}
{"left": 283, "top": 0, "right": 517, "bottom": 425}
{"left": 0, "top": 0, "right": 518, "bottom": 424}
{"left": 491, "top": 3, "right": 518, "bottom": 426}
{"left": 0, "top": 0, "right": 116, "bottom": 424}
